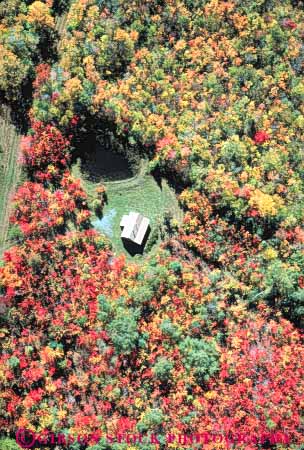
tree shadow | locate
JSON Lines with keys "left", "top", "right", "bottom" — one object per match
{"left": 150, "top": 166, "right": 189, "bottom": 195}
{"left": 151, "top": 167, "right": 163, "bottom": 190}
{"left": 0, "top": 79, "right": 33, "bottom": 134}
{"left": 0, "top": 27, "right": 57, "bottom": 134}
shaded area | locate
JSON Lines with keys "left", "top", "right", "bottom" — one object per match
{"left": 53, "top": 0, "right": 72, "bottom": 15}
{"left": 74, "top": 134, "right": 134, "bottom": 182}
{"left": 71, "top": 117, "right": 141, "bottom": 182}
{"left": 0, "top": 80, "right": 32, "bottom": 134}
{"left": 151, "top": 165, "right": 191, "bottom": 194}
{"left": 0, "top": 26, "right": 58, "bottom": 134}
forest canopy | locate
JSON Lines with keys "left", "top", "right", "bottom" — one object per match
{"left": 0, "top": 1, "right": 304, "bottom": 449}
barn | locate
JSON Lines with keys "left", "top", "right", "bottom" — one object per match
{"left": 120, "top": 212, "right": 150, "bottom": 246}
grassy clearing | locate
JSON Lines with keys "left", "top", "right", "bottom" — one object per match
{"left": 0, "top": 106, "right": 22, "bottom": 255}
{"left": 73, "top": 159, "right": 183, "bottom": 260}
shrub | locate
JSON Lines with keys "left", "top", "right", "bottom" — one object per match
{"left": 152, "top": 357, "right": 174, "bottom": 382}
{"left": 179, "top": 337, "right": 219, "bottom": 384}
{"left": 107, "top": 307, "right": 139, "bottom": 355}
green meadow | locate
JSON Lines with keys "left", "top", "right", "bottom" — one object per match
{"left": 72, "top": 157, "right": 183, "bottom": 260}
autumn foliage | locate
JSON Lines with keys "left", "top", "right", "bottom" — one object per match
{"left": 21, "top": 121, "right": 70, "bottom": 180}
{"left": 1, "top": 0, "right": 304, "bottom": 449}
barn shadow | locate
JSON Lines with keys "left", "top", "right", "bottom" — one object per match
{"left": 121, "top": 225, "right": 151, "bottom": 256}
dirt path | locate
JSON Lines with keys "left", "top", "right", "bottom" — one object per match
{"left": 55, "top": 13, "right": 68, "bottom": 47}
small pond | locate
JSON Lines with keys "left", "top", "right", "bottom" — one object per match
{"left": 92, "top": 208, "right": 117, "bottom": 238}
{"left": 74, "top": 133, "right": 136, "bottom": 182}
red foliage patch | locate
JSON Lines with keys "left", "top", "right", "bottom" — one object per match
{"left": 253, "top": 130, "right": 270, "bottom": 145}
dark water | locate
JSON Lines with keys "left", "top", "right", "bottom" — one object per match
{"left": 77, "top": 134, "right": 134, "bottom": 182}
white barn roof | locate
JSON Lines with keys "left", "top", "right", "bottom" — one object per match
{"left": 120, "top": 212, "right": 150, "bottom": 246}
